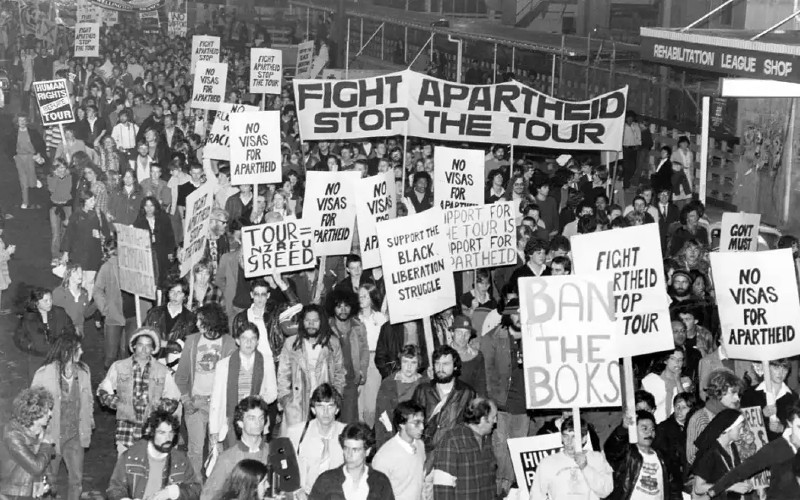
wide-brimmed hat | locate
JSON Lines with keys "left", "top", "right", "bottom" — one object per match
{"left": 502, "top": 298, "right": 520, "bottom": 316}
{"left": 129, "top": 327, "right": 160, "bottom": 355}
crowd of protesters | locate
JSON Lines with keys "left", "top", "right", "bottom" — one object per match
{"left": 3, "top": 10, "right": 800, "bottom": 500}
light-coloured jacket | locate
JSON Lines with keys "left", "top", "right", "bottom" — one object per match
{"left": 277, "top": 336, "right": 346, "bottom": 427}
{"left": 98, "top": 356, "right": 181, "bottom": 422}
{"left": 31, "top": 363, "right": 94, "bottom": 453}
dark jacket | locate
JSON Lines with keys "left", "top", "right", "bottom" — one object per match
{"left": 309, "top": 465, "right": 394, "bottom": 500}
{"left": 480, "top": 324, "right": 514, "bottom": 408}
{"left": 231, "top": 286, "right": 300, "bottom": 360}
{"left": 741, "top": 386, "right": 799, "bottom": 442}
{"left": 106, "top": 440, "right": 201, "bottom": 500}
{"left": 374, "top": 373, "right": 429, "bottom": 448}
{"left": 143, "top": 305, "right": 196, "bottom": 369}
{"left": 653, "top": 414, "right": 688, "bottom": 488}
{"left": 133, "top": 212, "right": 176, "bottom": 287}
{"left": 412, "top": 379, "right": 475, "bottom": 453}
{"left": 0, "top": 421, "right": 55, "bottom": 496}
{"left": 604, "top": 424, "right": 681, "bottom": 500}
{"left": 374, "top": 319, "right": 438, "bottom": 379}
{"left": 8, "top": 126, "right": 47, "bottom": 158}
{"left": 82, "top": 116, "right": 108, "bottom": 146}
{"left": 109, "top": 185, "right": 145, "bottom": 226}
{"left": 61, "top": 207, "right": 112, "bottom": 271}
{"left": 710, "top": 436, "right": 799, "bottom": 500}
{"left": 14, "top": 306, "right": 74, "bottom": 357}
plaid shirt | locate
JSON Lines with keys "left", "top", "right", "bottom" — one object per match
{"left": 191, "top": 283, "right": 224, "bottom": 313}
{"left": 115, "top": 360, "right": 151, "bottom": 450}
{"left": 433, "top": 424, "right": 496, "bottom": 500}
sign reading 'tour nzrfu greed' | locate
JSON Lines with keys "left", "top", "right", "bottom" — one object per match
{"left": 33, "top": 79, "right": 75, "bottom": 126}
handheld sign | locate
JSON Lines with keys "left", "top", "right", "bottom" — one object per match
{"left": 377, "top": 208, "right": 456, "bottom": 324}
{"left": 191, "top": 35, "right": 220, "bottom": 74}
{"left": 353, "top": 171, "right": 396, "bottom": 269}
{"left": 720, "top": 212, "right": 761, "bottom": 252}
{"left": 204, "top": 103, "right": 258, "bottom": 161}
{"left": 115, "top": 224, "right": 156, "bottom": 301}
{"left": 180, "top": 183, "right": 215, "bottom": 277}
{"left": 76, "top": 0, "right": 100, "bottom": 23}
{"left": 295, "top": 40, "right": 314, "bottom": 78}
{"left": 443, "top": 201, "right": 516, "bottom": 272}
{"left": 738, "top": 406, "right": 770, "bottom": 489}
{"left": 433, "top": 146, "right": 484, "bottom": 208}
{"left": 519, "top": 274, "right": 621, "bottom": 409}
{"left": 242, "top": 220, "right": 316, "bottom": 278}
{"left": 571, "top": 224, "right": 673, "bottom": 357}
{"left": 32, "top": 79, "right": 74, "bottom": 126}
{"left": 168, "top": 11, "right": 187, "bottom": 37}
{"left": 101, "top": 8, "right": 118, "bottom": 26}
{"left": 508, "top": 434, "right": 562, "bottom": 498}
{"left": 709, "top": 248, "right": 800, "bottom": 360}
{"left": 191, "top": 61, "right": 227, "bottom": 111}
{"left": 302, "top": 171, "right": 361, "bottom": 256}
{"left": 74, "top": 23, "right": 100, "bottom": 58}
{"left": 250, "top": 48, "right": 282, "bottom": 94}
{"left": 229, "top": 110, "right": 281, "bottom": 186}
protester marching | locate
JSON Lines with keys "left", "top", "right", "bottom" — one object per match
{"left": 2, "top": 4, "right": 800, "bottom": 500}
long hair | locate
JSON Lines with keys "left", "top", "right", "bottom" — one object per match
{"left": 292, "top": 304, "right": 333, "bottom": 350}
{"left": 358, "top": 282, "right": 381, "bottom": 313}
{"left": 60, "top": 263, "right": 84, "bottom": 288}
{"left": 42, "top": 329, "right": 87, "bottom": 376}
{"left": 117, "top": 167, "right": 142, "bottom": 195}
{"left": 221, "top": 459, "right": 267, "bottom": 500}
{"left": 138, "top": 195, "right": 163, "bottom": 218}
{"left": 26, "top": 287, "right": 51, "bottom": 312}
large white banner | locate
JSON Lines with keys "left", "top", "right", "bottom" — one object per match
{"left": 74, "top": 23, "right": 100, "bottom": 58}
{"left": 377, "top": 208, "right": 456, "bottom": 324}
{"left": 191, "top": 35, "right": 220, "bottom": 74}
{"left": 571, "top": 224, "right": 674, "bottom": 358}
{"left": 433, "top": 146, "right": 484, "bottom": 208}
{"left": 191, "top": 61, "right": 227, "bottom": 111}
{"left": 710, "top": 248, "right": 800, "bottom": 361}
{"left": 180, "top": 183, "right": 214, "bottom": 277}
{"left": 293, "top": 70, "right": 627, "bottom": 151}
{"left": 242, "top": 220, "right": 316, "bottom": 278}
{"left": 353, "top": 171, "right": 396, "bottom": 269}
{"left": 443, "top": 202, "right": 516, "bottom": 272}
{"left": 302, "top": 171, "right": 361, "bottom": 256}
{"left": 229, "top": 110, "right": 281, "bottom": 186}
{"left": 520, "top": 274, "right": 621, "bottom": 409}
{"left": 250, "top": 48, "right": 282, "bottom": 95}
{"left": 719, "top": 212, "right": 761, "bottom": 252}
{"left": 204, "top": 103, "right": 258, "bottom": 161}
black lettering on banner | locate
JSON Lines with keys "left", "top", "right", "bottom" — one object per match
{"left": 728, "top": 223, "right": 756, "bottom": 251}
{"left": 388, "top": 225, "right": 447, "bottom": 301}
{"left": 444, "top": 203, "right": 516, "bottom": 271}
{"left": 243, "top": 221, "right": 314, "bottom": 276}
{"left": 726, "top": 268, "right": 794, "bottom": 346}
{"left": 519, "top": 449, "right": 560, "bottom": 489}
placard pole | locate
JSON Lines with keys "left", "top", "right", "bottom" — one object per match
{"left": 58, "top": 123, "right": 69, "bottom": 164}
{"left": 187, "top": 272, "right": 194, "bottom": 311}
{"left": 313, "top": 257, "right": 326, "bottom": 304}
{"left": 135, "top": 295, "right": 142, "bottom": 327}
{"left": 623, "top": 356, "right": 638, "bottom": 444}
{"left": 699, "top": 96, "right": 710, "bottom": 205}
{"left": 572, "top": 407, "right": 582, "bottom": 454}
{"left": 762, "top": 359, "right": 778, "bottom": 422}
{"left": 422, "top": 317, "right": 435, "bottom": 375}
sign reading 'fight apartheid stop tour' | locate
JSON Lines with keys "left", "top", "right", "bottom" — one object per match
{"left": 74, "top": 22, "right": 100, "bottom": 58}
{"left": 191, "top": 35, "right": 220, "bottom": 74}
{"left": 229, "top": 110, "right": 281, "bottom": 186}
{"left": 33, "top": 79, "right": 74, "bottom": 126}
{"left": 242, "top": 220, "right": 316, "bottom": 278}
{"left": 719, "top": 212, "right": 761, "bottom": 252}
{"left": 180, "top": 183, "right": 214, "bottom": 277}
{"left": 377, "top": 208, "right": 456, "bottom": 324}
{"left": 571, "top": 223, "right": 674, "bottom": 358}
{"left": 710, "top": 248, "right": 800, "bottom": 361}
{"left": 302, "top": 171, "right": 361, "bottom": 256}
{"left": 519, "top": 274, "right": 621, "bottom": 409}
{"left": 250, "top": 48, "right": 282, "bottom": 94}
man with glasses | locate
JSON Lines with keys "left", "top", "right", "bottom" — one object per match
{"left": 97, "top": 327, "right": 182, "bottom": 455}
{"left": 107, "top": 409, "right": 200, "bottom": 500}
{"left": 287, "top": 384, "right": 347, "bottom": 497}
{"left": 372, "top": 401, "right": 426, "bottom": 500}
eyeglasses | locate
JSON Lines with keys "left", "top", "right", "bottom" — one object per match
{"left": 406, "top": 419, "right": 425, "bottom": 427}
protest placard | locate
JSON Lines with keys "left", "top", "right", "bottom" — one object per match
{"left": 168, "top": 11, "right": 187, "bottom": 37}
{"left": 720, "top": 212, "right": 761, "bottom": 252}
{"left": 295, "top": 40, "right": 314, "bottom": 78}
{"left": 191, "top": 61, "right": 227, "bottom": 111}
{"left": 519, "top": 274, "right": 621, "bottom": 409}
{"left": 433, "top": 146, "right": 484, "bottom": 208}
{"left": 180, "top": 183, "right": 214, "bottom": 277}
{"left": 191, "top": 35, "right": 220, "bottom": 74}
{"left": 74, "top": 23, "right": 100, "bottom": 58}
{"left": 377, "top": 208, "right": 456, "bottom": 324}
{"left": 294, "top": 69, "right": 628, "bottom": 150}
{"left": 242, "top": 220, "right": 316, "bottom": 278}
{"left": 250, "top": 48, "right": 282, "bottom": 94}
{"left": 709, "top": 248, "right": 800, "bottom": 360}
{"left": 738, "top": 406, "right": 770, "bottom": 489}
{"left": 353, "top": 171, "right": 396, "bottom": 269}
{"left": 76, "top": 0, "right": 100, "bottom": 23}
{"left": 32, "top": 79, "right": 74, "bottom": 126}
{"left": 302, "top": 171, "right": 361, "bottom": 256}
{"left": 101, "top": 8, "right": 118, "bottom": 26}
{"left": 229, "top": 110, "right": 281, "bottom": 185}
{"left": 115, "top": 224, "right": 156, "bottom": 300}
{"left": 571, "top": 224, "right": 673, "bottom": 357}
{"left": 204, "top": 103, "right": 258, "bottom": 161}
{"left": 443, "top": 201, "right": 515, "bottom": 272}
{"left": 139, "top": 11, "right": 160, "bottom": 35}
{"left": 294, "top": 72, "right": 408, "bottom": 140}
{"left": 508, "top": 434, "right": 562, "bottom": 497}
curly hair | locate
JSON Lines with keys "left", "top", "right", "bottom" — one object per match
{"left": 12, "top": 387, "right": 54, "bottom": 428}
{"left": 705, "top": 370, "right": 744, "bottom": 402}
{"left": 232, "top": 396, "right": 269, "bottom": 440}
{"left": 142, "top": 409, "right": 180, "bottom": 445}
{"left": 338, "top": 421, "right": 375, "bottom": 450}
{"left": 26, "top": 287, "right": 52, "bottom": 312}
{"left": 463, "top": 397, "right": 496, "bottom": 425}
{"left": 196, "top": 303, "right": 229, "bottom": 338}
{"left": 326, "top": 289, "right": 360, "bottom": 320}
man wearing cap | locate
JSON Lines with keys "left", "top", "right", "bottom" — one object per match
{"left": 449, "top": 315, "right": 486, "bottom": 397}
{"left": 480, "top": 298, "right": 531, "bottom": 496}
{"left": 97, "top": 326, "right": 182, "bottom": 455}
{"left": 669, "top": 270, "right": 697, "bottom": 309}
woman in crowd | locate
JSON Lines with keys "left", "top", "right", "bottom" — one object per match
{"left": 15, "top": 287, "right": 74, "bottom": 380}
{"left": 0, "top": 387, "right": 55, "bottom": 499}
{"left": 485, "top": 168, "right": 507, "bottom": 203}
{"left": 460, "top": 268, "right": 496, "bottom": 319}
{"left": 641, "top": 347, "right": 690, "bottom": 423}
{"left": 108, "top": 168, "right": 144, "bottom": 226}
{"left": 75, "top": 161, "right": 109, "bottom": 217}
{"left": 691, "top": 409, "right": 753, "bottom": 499}
{"left": 265, "top": 188, "right": 294, "bottom": 221}
{"left": 676, "top": 238, "right": 710, "bottom": 274}
{"left": 61, "top": 190, "right": 112, "bottom": 297}
{"left": 374, "top": 345, "right": 428, "bottom": 448}
{"left": 98, "top": 136, "right": 126, "bottom": 175}
{"left": 133, "top": 195, "right": 175, "bottom": 288}
{"left": 220, "top": 459, "right": 269, "bottom": 500}
{"left": 143, "top": 128, "right": 170, "bottom": 169}
{"left": 51, "top": 263, "right": 93, "bottom": 338}
{"left": 358, "top": 282, "right": 387, "bottom": 426}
